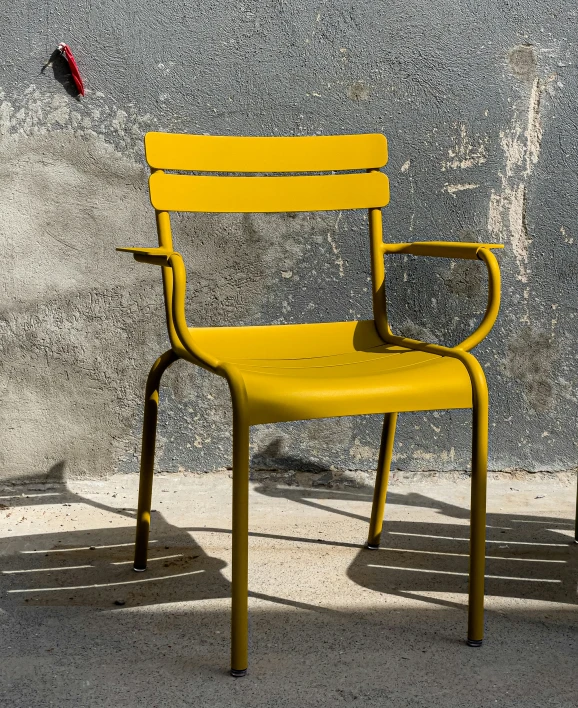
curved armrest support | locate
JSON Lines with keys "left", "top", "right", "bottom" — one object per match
{"left": 167, "top": 253, "right": 220, "bottom": 370}
{"left": 117, "top": 246, "right": 219, "bottom": 369}
{"left": 382, "top": 242, "right": 503, "bottom": 351}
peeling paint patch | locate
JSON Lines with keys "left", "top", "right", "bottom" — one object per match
{"left": 525, "top": 77, "right": 543, "bottom": 170}
{"left": 347, "top": 82, "right": 369, "bottom": 101}
{"left": 396, "top": 321, "right": 438, "bottom": 343}
{"left": 0, "top": 85, "right": 154, "bottom": 156}
{"left": 487, "top": 65, "right": 551, "bottom": 284}
{"left": 411, "top": 447, "right": 455, "bottom": 463}
{"left": 326, "top": 212, "right": 344, "bottom": 277}
{"left": 443, "top": 183, "right": 479, "bottom": 195}
{"left": 349, "top": 437, "right": 375, "bottom": 462}
{"left": 442, "top": 123, "right": 488, "bottom": 171}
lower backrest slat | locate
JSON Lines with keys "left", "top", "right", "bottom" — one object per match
{"left": 149, "top": 171, "right": 390, "bottom": 213}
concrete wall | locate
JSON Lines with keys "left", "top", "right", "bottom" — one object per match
{"left": 1, "top": 1, "right": 577, "bottom": 481}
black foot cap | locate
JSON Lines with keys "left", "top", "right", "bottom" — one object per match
{"left": 133, "top": 566, "right": 147, "bottom": 573}
{"left": 366, "top": 544, "right": 380, "bottom": 550}
{"left": 467, "top": 639, "right": 483, "bottom": 648}
{"left": 231, "top": 668, "right": 247, "bottom": 678}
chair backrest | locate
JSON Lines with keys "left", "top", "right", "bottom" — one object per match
{"left": 144, "top": 132, "right": 389, "bottom": 213}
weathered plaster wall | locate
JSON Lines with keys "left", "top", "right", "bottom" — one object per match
{"left": 1, "top": 2, "right": 577, "bottom": 480}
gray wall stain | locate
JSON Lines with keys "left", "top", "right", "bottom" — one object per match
{"left": 506, "top": 327, "right": 557, "bottom": 412}
{"left": 1, "top": 1, "right": 577, "bottom": 480}
{"left": 508, "top": 44, "right": 538, "bottom": 82}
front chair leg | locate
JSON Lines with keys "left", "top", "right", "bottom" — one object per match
{"left": 133, "top": 349, "right": 179, "bottom": 572}
{"left": 367, "top": 412, "right": 398, "bottom": 549}
{"left": 467, "top": 395, "right": 488, "bottom": 646}
{"left": 230, "top": 411, "right": 250, "bottom": 677}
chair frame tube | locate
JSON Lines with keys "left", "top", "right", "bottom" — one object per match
{"left": 133, "top": 349, "right": 179, "bottom": 571}
{"left": 367, "top": 205, "right": 498, "bottom": 646}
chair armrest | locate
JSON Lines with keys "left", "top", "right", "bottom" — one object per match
{"left": 382, "top": 241, "right": 503, "bottom": 259}
{"left": 116, "top": 246, "right": 174, "bottom": 266}
{"left": 382, "top": 241, "right": 503, "bottom": 351}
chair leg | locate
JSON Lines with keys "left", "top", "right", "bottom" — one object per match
{"left": 367, "top": 412, "right": 398, "bottom": 549}
{"left": 133, "top": 350, "right": 179, "bottom": 572}
{"left": 467, "top": 397, "right": 488, "bottom": 646}
{"left": 230, "top": 412, "right": 250, "bottom": 677}
{"left": 574, "top": 470, "right": 578, "bottom": 543}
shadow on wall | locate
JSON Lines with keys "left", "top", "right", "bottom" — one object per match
{"left": 251, "top": 437, "right": 332, "bottom": 473}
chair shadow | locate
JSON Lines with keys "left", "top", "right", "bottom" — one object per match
{"left": 0, "top": 466, "right": 228, "bottom": 610}
{"left": 252, "top": 480, "right": 578, "bottom": 608}
{"left": 1, "top": 465, "right": 576, "bottom": 620}
{"left": 0, "top": 465, "right": 332, "bottom": 614}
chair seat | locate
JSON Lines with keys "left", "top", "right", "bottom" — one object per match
{"left": 181, "top": 320, "right": 472, "bottom": 424}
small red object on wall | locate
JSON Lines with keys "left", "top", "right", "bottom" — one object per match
{"left": 58, "top": 42, "right": 85, "bottom": 96}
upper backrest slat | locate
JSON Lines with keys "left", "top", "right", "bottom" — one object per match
{"left": 149, "top": 172, "right": 390, "bottom": 213}
{"left": 145, "top": 132, "right": 388, "bottom": 172}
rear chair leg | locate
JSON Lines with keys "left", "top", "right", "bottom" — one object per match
{"left": 574, "top": 471, "right": 578, "bottom": 543}
{"left": 133, "top": 350, "right": 179, "bottom": 572}
{"left": 467, "top": 397, "right": 488, "bottom": 647}
{"left": 367, "top": 412, "right": 398, "bottom": 549}
{"left": 230, "top": 411, "right": 250, "bottom": 677}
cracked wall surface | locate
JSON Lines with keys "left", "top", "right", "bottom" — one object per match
{"left": 1, "top": 2, "right": 577, "bottom": 480}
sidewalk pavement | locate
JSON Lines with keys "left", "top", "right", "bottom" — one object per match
{"left": 0, "top": 470, "right": 576, "bottom": 707}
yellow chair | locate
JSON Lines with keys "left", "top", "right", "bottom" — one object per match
{"left": 117, "top": 132, "right": 503, "bottom": 676}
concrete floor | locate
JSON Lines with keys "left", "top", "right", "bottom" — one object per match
{"left": 0, "top": 471, "right": 576, "bottom": 707}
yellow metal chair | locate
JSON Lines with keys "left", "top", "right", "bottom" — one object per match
{"left": 117, "top": 132, "right": 503, "bottom": 676}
